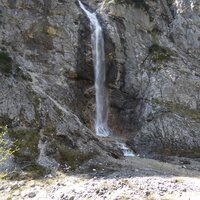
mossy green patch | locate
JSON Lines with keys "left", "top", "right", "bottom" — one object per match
{"left": 22, "top": 163, "right": 46, "bottom": 178}
{"left": 0, "top": 51, "right": 12, "bottom": 75}
{"left": 0, "top": 126, "right": 18, "bottom": 170}
{"left": 156, "top": 147, "right": 200, "bottom": 158}
{"left": 57, "top": 144, "right": 97, "bottom": 170}
{"left": 27, "top": 90, "right": 41, "bottom": 126}
{"left": 55, "top": 135, "right": 98, "bottom": 170}
{"left": 178, "top": 148, "right": 200, "bottom": 158}
{"left": 152, "top": 98, "right": 200, "bottom": 123}
{"left": 5, "top": 164, "right": 47, "bottom": 180}
{"left": 152, "top": 99, "right": 200, "bottom": 157}
{"left": 8, "top": 128, "right": 40, "bottom": 163}
{"left": 149, "top": 44, "right": 172, "bottom": 62}
{"left": 151, "top": 64, "right": 164, "bottom": 72}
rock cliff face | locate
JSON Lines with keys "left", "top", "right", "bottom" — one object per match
{"left": 0, "top": 0, "right": 200, "bottom": 169}
{"left": 99, "top": 0, "right": 200, "bottom": 157}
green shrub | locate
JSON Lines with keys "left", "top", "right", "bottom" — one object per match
{"left": 0, "top": 126, "right": 17, "bottom": 167}
{"left": 149, "top": 43, "right": 172, "bottom": 62}
{"left": 8, "top": 128, "right": 39, "bottom": 163}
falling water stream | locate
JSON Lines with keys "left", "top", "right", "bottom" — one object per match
{"left": 78, "top": 1, "right": 135, "bottom": 157}
{"left": 78, "top": 0, "right": 110, "bottom": 137}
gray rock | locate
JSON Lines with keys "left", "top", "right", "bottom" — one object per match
{"left": 28, "top": 192, "right": 36, "bottom": 198}
{"left": 99, "top": 0, "right": 200, "bottom": 157}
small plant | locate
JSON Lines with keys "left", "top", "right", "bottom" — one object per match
{"left": 8, "top": 128, "right": 39, "bottom": 163}
{"left": 0, "top": 126, "right": 18, "bottom": 170}
{"left": 149, "top": 43, "right": 172, "bottom": 62}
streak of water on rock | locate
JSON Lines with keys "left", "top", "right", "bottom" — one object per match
{"left": 78, "top": 0, "right": 110, "bottom": 137}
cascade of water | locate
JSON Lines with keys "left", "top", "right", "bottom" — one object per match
{"left": 116, "top": 142, "right": 135, "bottom": 157}
{"left": 78, "top": 0, "right": 110, "bottom": 137}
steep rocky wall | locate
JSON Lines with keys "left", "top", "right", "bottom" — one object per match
{"left": 0, "top": 0, "right": 200, "bottom": 170}
{"left": 0, "top": 0, "right": 110, "bottom": 170}
{"left": 98, "top": 0, "right": 200, "bottom": 156}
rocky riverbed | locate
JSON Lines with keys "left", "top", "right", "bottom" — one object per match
{"left": 1, "top": 156, "right": 200, "bottom": 200}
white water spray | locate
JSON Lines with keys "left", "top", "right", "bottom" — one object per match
{"left": 78, "top": 0, "right": 110, "bottom": 137}
{"left": 116, "top": 142, "right": 135, "bottom": 157}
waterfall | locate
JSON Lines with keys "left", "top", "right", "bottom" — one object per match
{"left": 116, "top": 142, "right": 135, "bottom": 157}
{"left": 78, "top": 0, "right": 110, "bottom": 137}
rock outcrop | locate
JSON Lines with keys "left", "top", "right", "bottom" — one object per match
{"left": 0, "top": 0, "right": 107, "bottom": 170}
{"left": 99, "top": 0, "right": 200, "bottom": 157}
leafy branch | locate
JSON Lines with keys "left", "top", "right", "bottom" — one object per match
{"left": 0, "top": 126, "right": 18, "bottom": 166}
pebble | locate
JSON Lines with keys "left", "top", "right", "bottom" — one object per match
{"left": 0, "top": 171, "right": 200, "bottom": 200}
{"left": 10, "top": 182, "right": 19, "bottom": 189}
{"left": 0, "top": 186, "right": 4, "bottom": 191}
{"left": 145, "top": 191, "right": 151, "bottom": 196}
{"left": 159, "top": 192, "right": 164, "bottom": 196}
{"left": 96, "top": 189, "right": 100, "bottom": 194}
{"left": 28, "top": 192, "right": 36, "bottom": 198}
{"left": 182, "top": 188, "right": 187, "bottom": 192}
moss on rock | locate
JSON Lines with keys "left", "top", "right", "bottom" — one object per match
{"left": 57, "top": 143, "right": 97, "bottom": 170}
{"left": 8, "top": 128, "right": 40, "bottom": 163}
{"left": 149, "top": 43, "right": 173, "bottom": 62}
{"left": 22, "top": 163, "right": 46, "bottom": 178}
{"left": 155, "top": 147, "right": 200, "bottom": 158}
{"left": 52, "top": 134, "right": 98, "bottom": 170}
{"left": 152, "top": 98, "right": 200, "bottom": 123}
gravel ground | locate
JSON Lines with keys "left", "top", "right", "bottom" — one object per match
{"left": 1, "top": 156, "right": 200, "bottom": 200}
